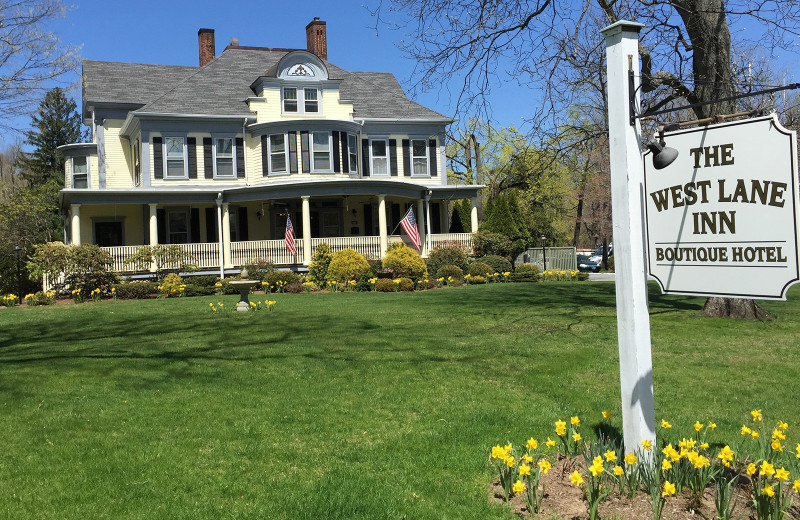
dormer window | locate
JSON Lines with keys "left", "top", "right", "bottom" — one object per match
{"left": 283, "top": 87, "right": 320, "bottom": 114}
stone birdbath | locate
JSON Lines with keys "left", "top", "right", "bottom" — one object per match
{"left": 229, "top": 268, "right": 260, "bottom": 312}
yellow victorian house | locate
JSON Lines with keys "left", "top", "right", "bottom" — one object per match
{"left": 59, "top": 18, "right": 481, "bottom": 275}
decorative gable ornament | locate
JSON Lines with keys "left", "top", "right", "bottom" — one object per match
{"left": 277, "top": 51, "right": 328, "bottom": 81}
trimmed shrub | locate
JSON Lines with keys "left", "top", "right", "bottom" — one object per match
{"left": 308, "top": 243, "right": 334, "bottom": 284}
{"left": 355, "top": 274, "right": 374, "bottom": 292}
{"left": 386, "top": 241, "right": 407, "bottom": 253}
{"left": 375, "top": 278, "right": 395, "bottom": 292}
{"left": 382, "top": 244, "right": 427, "bottom": 280}
{"left": 185, "top": 275, "right": 219, "bottom": 287}
{"left": 426, "top": 243, "right": 469, "bottom": 275}
{"left": 397, "top": 278, "right": 415, "bottom": 292}
{"left": 366, "top": 257, "right": 382, "bottom": 275}
{"left": 479, "top": 255, "right": 512, "bottom": 274}
{"left": 472, "top": 231, "right": 514, "bottom": 258}
{"left": 576, "top": 272, "right": 590, "bottom": 281}
{"left": 263, "top": 270, "right": 301, "bottom": 287}
{"left": 467, "top": 275, "right": 486, "bottom": 284}
{"left": 436, "top": 264, "right": 464, "bottom": 282}
{"left": 285, "top": 282, "right": 304, "bottom": 294}
{"left": 326, "top": 248, "right": 371, "bottom": 283}
{"left": 243, "top": 259, "right": 277, "bottom": 281}
{"left": 508, "top": 272, "right": 539, "bottom": 283}
{"left": 161, "top": 273, "right": 184, "bottom": 297}
{"left": 113, "top": 281, "right": 158, "bottom": 299}
{"left": 467, "top": 261, "right": 493, "bottom": 277}
{"left": 515, "top": 262, "right": 540, "bottom": 276}
{"left": 426, "top": 277, "right": 439, "bottom": 290}
{"left": 183, "top": 285, "right": 216, "bottom": 297}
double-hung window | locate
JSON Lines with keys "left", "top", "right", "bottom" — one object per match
{"left": 269, "top": 134, "right": 288, "bottom": 174}
{"left": 282, "top": 87, "right": 321, "bottom": 114}
{"left": 411, "top": 139, "right": 429, "bottom": 176}
{"left": 164, "top": 137, "right": 186, "bottom": 178}
{"left": 371, "top": 139, "right": 389, "bottom": 176}
{"left": 214, "top": 137, "right": 235, "bottom": 178}
{"left": 72, "top": 156, "right": 88, "bottom": 188}
{"left": 347, "top": 134, "right": 358, "bottom": 174}
{"left": 311, "top": 131, "right": 331, "bottom": 172}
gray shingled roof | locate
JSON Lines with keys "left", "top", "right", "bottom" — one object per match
{"left": 83, "top": 49, "right": 450, "bottom": 121}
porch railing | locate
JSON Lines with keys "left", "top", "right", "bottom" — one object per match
{"left": 230, "top": 239, "right": 304, "bottom": 266}
{"left": 311, "top": 236, "right": 382, "bottom": 259}
{"left": 427, "top": 233, "right": 473, "bottom": 252}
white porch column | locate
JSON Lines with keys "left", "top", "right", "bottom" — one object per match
{"left": 425, "top": 195, "right": 432, "bottom": 253}
{"left": 222, "top": 203, "right": 232, "bottom": 268}
{"left": 216, "top": 196, "right": 224, "bottom": 279}
{"left": 302, "top": 196, "right": 312, "bottom": 266}
{"left": 417, "top": 198, "right": 426, "bottom": 255}
{"left": 602, "top": 20, "right": 655, "bottom": 456}
{"left": 148, "top": 204, "right": 158, "bottom": 246}
{"left": 470, "top": 198, "right": 479, "bottom": 232}
{"left": 378, "top": 195, "right": 388, "bottom": 258}
{"left": 70, "top": 204, "right": 81, "bottom": 245}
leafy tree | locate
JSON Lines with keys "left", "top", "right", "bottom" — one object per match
{"left": 122, "top": 245, "right": 198, "bottom": 280}
{"left": 18, "top": 87, "right": 88, "bottom": 187}
{"left": 0, "top": 1, "right": 79, "bottom": 131}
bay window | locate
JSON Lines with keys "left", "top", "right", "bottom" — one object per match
{"left": 269, "top": 134, "right": 288, "bottom": 174}
{"left": 311, "top": 131, "right": 331, "bottom": 172}
{"left": 72, "top": 156, "right": 88, "bottom": 188}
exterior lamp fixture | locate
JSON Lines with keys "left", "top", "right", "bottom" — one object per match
{"left": 540, "top": 235, "right": 547, "bottom": 271}
{"left": 13, "top": 245, "right": 22, "bottom": 301}
{"left": 644, "top": 130, "right": 679, "bottom": 170}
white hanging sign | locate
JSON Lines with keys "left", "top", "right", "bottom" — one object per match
{"left": 644, "top": 115, "right": 800, "bottom": 300}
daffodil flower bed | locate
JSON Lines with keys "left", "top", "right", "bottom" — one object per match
{"left": 489, "top": 409, "right": 800, "bottom": 520}
{"left": 208, "top": 299, "right": 275, "bottom": 313}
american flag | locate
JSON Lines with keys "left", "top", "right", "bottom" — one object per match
{"left": 400, "top": 207, "right": 422, "bottom": 251}
{"left": 285, "top": 215, "right": 297, "bottom": 255}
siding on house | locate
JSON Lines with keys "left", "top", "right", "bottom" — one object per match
{"left": 104, "top": 119, "right": 132, "bottom": 189}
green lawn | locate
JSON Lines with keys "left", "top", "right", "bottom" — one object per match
{"left": 0, "top": 283, "right": 798, "bottom": 519}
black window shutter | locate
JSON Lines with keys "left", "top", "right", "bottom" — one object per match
{"left": 341, "top": 133, "right": 349, "bottom": 173}
{"left": 363, "top": 203, "right": 373, "bottom": 235}
{"left": 190, "top": 208, "right": 200, "bottom": 242}
{"left": 157, "top": 209, "right": 166, "bottom": 244}
{"left": 153, "top": 137, "right": 163, "bottom": 179}
{"left": 203, "top": 138, "right": 213, "bottom": 178}
{"left": 332, "top": 131, "right": 341, "bottom": 172}
{"left": 236, "top": 137, "right": 245, "bottom": 178}
{"left": 429, "top": 139, "right": 438, "bottom": 176}
{"left": 288, "top": 132, "right": 298, "bottom": 173}
{"left": 238, "top": 207, "right": 249, "bottom": 242}
{"left": 361, "top": 139, "right": 370, "bottom": 176}
{"left": 187, "top": 137, "right": 197, "bottom": 179}
{"left": 391, "top": 204, "right": 401, "bottom": 232}
{"left": 300, "top": 131, "right": 310, "bottom": 173}
{"left": 402, "top": 139, "right": 411, "bottom": 177}
{"left": 431, "top": 202, "right": 441, "bottom": 233}
{"left": 389, "top": 139, "right": 398, "bottom": 176}
{"left": 261, "top": 136, "right": 269, "bottom": 176}
{"left": 205, "top": 207, "right": 217, "bottom": 242}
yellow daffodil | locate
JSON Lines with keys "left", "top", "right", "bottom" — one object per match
{"left": 773, "top": 429, "right": 786, "bottom": 441}
{"left": 751, "top": 431, "right": 760, "bottom": 439}
{"left": 589, "top": 462, "right": 604, "bottom": 477}
{"left": 491, "top": 445, "right": 507, "bottom": 460}
{"left": 708, "top": 421, "right": 717, "bottom": 430}
{"left": 613, "top": 465, "right": 624, "bottom": 476}
{"left": 760, "top": 461, "right": 775, "bottom": 477}
{"left": 505, "top": 457, "right": 515, "bottom": 468}
{"left": 538, "top": 459, "right": 552, "bottom": 474}
{"left": 524, "top": 454, "right": 533, "bottom": 464}
{"left": 717, "top": 445, "right": 735, "bottom": 464}
{"left": 602, "top": 410, "right": 612, "bottom": 420}
{"left": 762, "top": 485, "right": 775, "bottom": 497}
{"left": 661, "top": 419, "right": 672, "bottom": 429}
{"left": 772, "top": 439, "right": 783, "bottom": 452}
{"left": 700, "top": 442, "right": 709, "bottom": 450}
{"left": 571, "top": 416, "right": 580, "bottom": 427}
{"left": 796, "top": 443, "right": 800, "bottom": 459}
{"left": 694, "top": 421, "right": 703, "bottom": 432}
{"left": 519, "top": 464, "right": 531, "bottom": 476}
{"left": 572, "top": 433, "right": 581, "bottom": 443}
{"left": 555, "top": 420, "right": 566, "bottom": 437}
{"left": 775, "top": 468, "right": 790, "bottom": 481}
{"left": 512, "top": 480, "right": 525, "bottom": 494}
{"left": 741, "top": 425, "right": 752, "bottom": 435}
{"left": 662, "top": 481, "right": 676, "bottom": 497}
{"left": 593, "top": 456, "right": 603, "bottom": 466}
{"left": 641, "top": 439, "right": 652, "bottom": 451}
{"left": 570, "top": 470, "right": 584, "bottom": 486}
{"left": 793, "top": 480, "right": 800, "bottom": 493}
{"left": 778, "top": 420, "right": 788, "bottom": 431}
{"left": 604, "top": 450, "right": 617, "bottom": 463}
{"left": 662, "top": 460, "right": 672, "bottom": 471}
{"left": 747, "top": 463, "right": 757, "bottom": 476}
{"left": 526, "top": 438, "right": 538, "bottom": 450}
{"left": 546, "top": 437, "right": 556, "bottom": 448}
{"left": 752, "top": 409, "right": 763, "bottom": 422}
{"left": 625, "top": 453, "right": 638, "bottom": 465}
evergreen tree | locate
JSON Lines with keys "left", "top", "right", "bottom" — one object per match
{"left": 480, "top": 191, "right": 531, "bottom": 259}
{"left": 18, "top": 87, "right": 88, "bottom": 187}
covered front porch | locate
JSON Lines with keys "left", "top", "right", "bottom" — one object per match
{"left": 61, "top": 179, "right": 482, "bottom": 274}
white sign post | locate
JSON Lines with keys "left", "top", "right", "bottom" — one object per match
{"left": 601, "top": 21, "right": 656, "bottom": 455}
{"left": 644, "top": 116, "right": 800, "bottom": 299}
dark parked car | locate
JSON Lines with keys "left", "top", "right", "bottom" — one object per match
{"left": 577, "top": 254, "right": 600, "bottom": 272}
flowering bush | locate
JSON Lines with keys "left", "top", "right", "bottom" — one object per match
{"left": 490, "top": 409, "right": 800, "bottom": 520}
{"left": 160, "top": 273, "right": 186, "bottom": 297}
{"left": 2, "top": 294, "right": 19, "bottom": 307}
{"left": 23, "top": 291, "right": 55, "bottom": 306}
{"left": 326, "top": 248, "right": 371, "bottom": 284}
{"left": 382, "top": 244, "right": 427, "bottom": 280}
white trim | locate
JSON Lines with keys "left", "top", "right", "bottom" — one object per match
{"left": 162, "top": 135, "right": 188, "bottom": 180}
{"left": 369, "top": 137, "right": 390, "bottom": 177}
{"left": 211, "top": 135, "right": 237, "bottom": 179}
{"left": 347, "top": 133, "right": 359, "bottom": 175}
{"left": 310, "top": 130, "right": 333, "bottom": 173}
{"left": 409, "top": 138, "right": 431, "bottom": 177}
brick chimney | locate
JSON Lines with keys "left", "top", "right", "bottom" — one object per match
{"left": 305, "top": 18, "right": 327, "bottom": 60}
{"left": 198, "top": 28, "right": 215, "bottom": 66}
